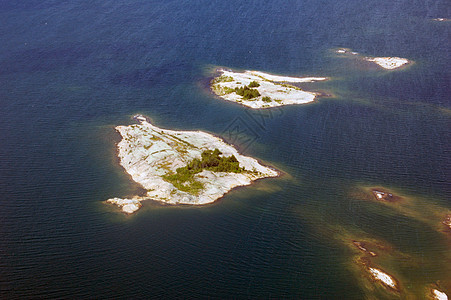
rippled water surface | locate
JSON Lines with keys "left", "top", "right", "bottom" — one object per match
{"left": 0, "top": 1, "right": 450, "bottom": 298}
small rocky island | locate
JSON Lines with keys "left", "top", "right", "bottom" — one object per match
{"left": 365, "top": 57, "right": 410, "bottom": 70}
{"left": 432, "top": 18, "right": 450, "bottom": 22}
{"left": 368, "top": 267, "right": 399, "bottom": 291}
{"left": 211, "top": 69, "right": 328, "bottom": 109}
{"left": 443, "top": 215, "right": 451, "bottom": 232}
{"left": 335, "top": 48, "right": 411, "bottom": 70}
{"left": 106, "top": 115, "right": 279, "bottom": 213}
{"left": 431, "top": 288, "right": 449, "bottom": 300}
{"left": 371, "top": 188, "right": 402, "bottom": 203}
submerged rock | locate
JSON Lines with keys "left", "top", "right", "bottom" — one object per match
{"left": 107, "top": 197, "right": 142, "bottom": 214}
{"left": 443, "top": 215, "right": 451, "bottom": 230}
{"left": 352, "top": 240, "right": 377, "bottom": 256}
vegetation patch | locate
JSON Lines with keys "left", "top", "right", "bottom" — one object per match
{"left": 235, "top": 86, "right": 261, "bottom": 100}
{"left": 248, "top": 81, "right": 260, "bottom": 87}
{"left": 223, "top": 87, "right": 235, "bottom": 94}
{"left": 213, "top": 75, "right": 234, "bottom": 83}
{"left": 279, "top": 83, "right": 300, "bottom": 90}
{"left": 162, "top": 149, "right": 245, "bottom": 195}
{"left": 212, "top": 85, "right": 235, "bottom": 95}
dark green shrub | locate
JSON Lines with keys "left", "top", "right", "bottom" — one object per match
{"left": 248, "top": 81, "right": 260, "bottom": 88}
{"left": 235, "top": 86, "right": 261, "bottom": 100}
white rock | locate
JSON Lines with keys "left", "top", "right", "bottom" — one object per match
{"left": 433, "top": 18, "right": 450, "bottom": 22}
{"left": 364, "top": 57, "right": 410, "bottom": 70}
{"left": 106, "top": 197, "right": 142, "bottom": 214}
{"left": 432, "top": 289, "right": 448, "bottom": 300}
{"left": 368, "top": 267, "right": 397, "bottom": 289}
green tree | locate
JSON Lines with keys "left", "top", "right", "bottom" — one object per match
{"left": 248, "top": 81, "right": 260, "bottom": 88}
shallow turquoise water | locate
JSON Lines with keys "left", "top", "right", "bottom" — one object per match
{"left": 0, "top": 1, "right": 450, "bottom": 298}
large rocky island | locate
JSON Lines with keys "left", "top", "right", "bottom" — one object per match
{"left": 211, "top": 69, "right": 328, "bottom": 109}
{"left": 106, "top": 115, "right": 279, "bottom": 213}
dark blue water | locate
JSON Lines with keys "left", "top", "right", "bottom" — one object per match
{"left": 1, "top": 1, "right": 450, "bottom": 298}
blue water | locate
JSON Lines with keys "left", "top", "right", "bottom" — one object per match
{"left": 1, "top": 1, "right": 450, "bottom": 298}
